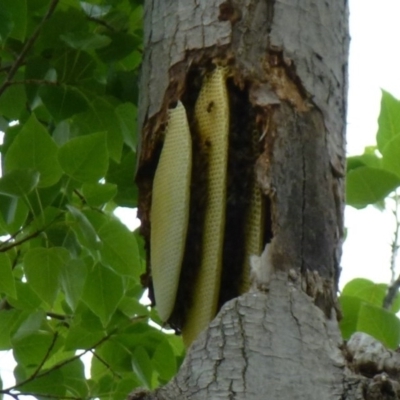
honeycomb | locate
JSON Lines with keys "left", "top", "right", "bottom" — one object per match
{"left": 182, "top": 67, "right": 230, "bottom": 346}
{"left": 150, "top": 101, "right": 192, "bottom": 322}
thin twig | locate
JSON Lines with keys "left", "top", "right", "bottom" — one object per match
{"left": 5, "top": 329, "right": 116, "bottom": 392}
{"left": 0, "top": 0, "right": 60, "bottom": 97}
{"left": 383, "top": 276, "right": 400, "bottom": 309}
{"left": 91, "top": 350, "right": 122, "bottom": 379}
{"left": 30, "top": 332, "right": 59, "bottom": 382}
{"left": 390, "top": 192, "right": 400, "bottom": 284}
{"left": 0, "top": 213, "right": 64, "bottom": 252}
{"left": 0, "top": 228, "right": 45, "bottom": 252}
{"left": 87, "top": 16, "right": 116, "bottom": 32}
{"left": 383, "top": 193, "right": 400, "bottom": 309}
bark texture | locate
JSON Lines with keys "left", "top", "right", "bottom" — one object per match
{"left": 133, "top": 0, "right": 365, "bottom": 398}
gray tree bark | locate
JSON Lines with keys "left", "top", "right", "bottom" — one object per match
{"left": 133, "top": 1, "right": 394, "bottom": 399}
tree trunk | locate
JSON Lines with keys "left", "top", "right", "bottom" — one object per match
{"left": 132, "top": 1, "right": 382, "bottom": 399}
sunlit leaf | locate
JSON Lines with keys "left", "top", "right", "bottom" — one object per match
{"left": 152, "top": 340, "right": 177, "bottom": 382}
{"left": 82, "top": 263, "right": 124, "bottom": 326}
{"left": 377, "top": 90, "right": 400, "bottom": 152}
{"left": 4, "top": 114, "right": 63, "bottom": 187}
{"left": 66, "top": 205, "right": 102, "bottom": 253}
{"left": 342, "top": 278, "right": 386, "bottom": 307}
{"left": 82, "top": 182, "right": 117, "bottom": 207}
{"left": 131, "top": 346, "right": 154, "bottom": 389}
{"left": 357, "top": 303, "right": 400, "bottom": 349}
{"left": 382, "top": 135, "right": 400, "bottom": 178}
{"left": 98, "top": 219, "right": 141, "bottom": 276}
{"left": 60, "top": 258, "right": 88, "bottom": 311}
{"left": 346, "top": 166, "right": 400, "bottom": 208}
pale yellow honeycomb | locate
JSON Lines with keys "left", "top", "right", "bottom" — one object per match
{"left": 150, "top": 101, "right": 192, "bottom": 322}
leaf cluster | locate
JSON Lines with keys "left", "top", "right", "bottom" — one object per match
{"left": 347, "top": 91, "right": 400, "bottom": 208}
{"left": 339, "top": 278, "right": 400, "bottom": 349}
{"left": 0, "top": 1, "right": 184, "bottom": 399}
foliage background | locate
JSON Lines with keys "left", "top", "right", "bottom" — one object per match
{"left": 0, "top": 1, "right": 185, "bottom": 399}
{"left": 1, "top": 1, "right": 400, "bottom": 399}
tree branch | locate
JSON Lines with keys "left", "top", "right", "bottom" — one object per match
{"left": 1, "top": 329, "right": 116, "bottom": 395}
{"left": 0, "top": 0, "right": 60, "bottom": 97}
{"left": 383, "top": 193, "right": 400, "bottom": 309}
{"left": 0, "top": 213, "right": 63, "bottom": 252}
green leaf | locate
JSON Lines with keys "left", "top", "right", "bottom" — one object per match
{"left": 66, "top": 205, "right": 102, "bottom": 253}
{"left": 118, "top": 296, "right": 149, "bottom": 319}
{"left": 37, "top": 8, "right": 87, "bottom": 51}
{"left": 96, "top": 32, "right": 139, "bottom": 62}
{"left": 64, "top": 323, "right": 104, "bottom": 351}
{"left": 131, "top": 346, "right": 154, "bottom": 389}
{"left": 58, "top": 132, "right": 109, "bottom": 183}
{"left": 12, "top": 310, "right": 46, "bottom": 341}
{"left": 107, "top": 70, "right": 139, "bottom": 104}
{"left": 347, "top": 152, "right": 381, "bottom": 172}
{"left": 53, "top": 49, "right": 97, "bottom": 84}
{"left": 342, "top": 278, "right": 400, "bottom": 314}
{"left": 0, "top": 253, "right": 16, "bottom": 298}
{"left": 39, "top": 85, "right": 90, "bottom": 122}
{"left": 0, "top": 5, "right": 13, "bottom": 40}
{"left": 342, "top": 278, "right": 387, "bottom": 307}
{"left": 0, "top": 196, "right": 29, "bottom": 234}
{"left": 357, "top": 303, "right": 400, "bottom": 349}
{"left": 26, "top": 181, "right": 64, "bottom": 218}
{"left": 71, "top": 97, "right": 124, "bottom": 162}
{"left": 1, "top": 0, "right": 27, "bottom": 41}
{"left": 346, "top": 166, "right": 400, "bottom": 208}
{"left": 91, "top": 339, "right": 132, "bottom": 378}
{"left": 7, "top": 281, "right": 42, "bottom": 311}
{"left": 377, "top": 90, "right": 400, "bottom": 152}
{"left": 82, "top": 263, "right": 124, "bottom": 326}
{"left": 64, "top": 305, "right": 104, "bottom": 350}
{"left": 13, "top": 331, "right": 57, "bottom": 368}
{"left": 0, "top": 310, "right": 26, "bottom": 350}
{"left": 115, "top": 102, "right": 137, "bottom": 150}
{"left": 62, "top": 359, "right": 89, "bottom": 398}
{"left": 82, "top": 182, "right": 117, "bottom": 207}
{"left": 60, "top": 31, "right": 111, "bottom": 50}
{"left": 24, "top": 247, "right": 70, "bottom": 307}
{"left": 106, "top": 150, "right": 137, "bottom": 207}
{"left": 114, "top": 375, "right": 142, "bottom": 400}
{"left": 0, "top": 84, "right": 27, "bottom": 120}
{"left": 16, "top": 364, "right": 65, "bottom": 397}
{"left": 98, "top": 219, "right": 141, "bottom": 276}
{"left": 339, "top": 295, "right": 361, "bottom": 340}
{"left": 60, "top": 259, "right": 88, "bottom": 311}
{"left": 152, "top": 340, "right": 177, "bottom": 382}
{"left": 0, "top": 169, "right": 40, "bottom": 197}
{"left": 4, "top": 114, "right": 63, "bottom": 187}
{"left": 382, "top": 135, "right": 400, "bottom": 178}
